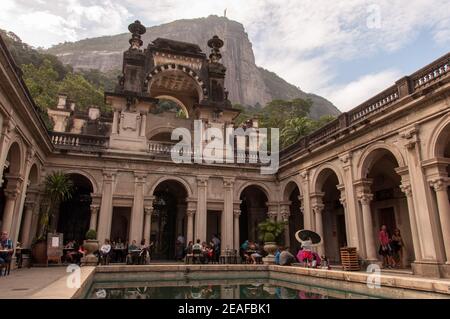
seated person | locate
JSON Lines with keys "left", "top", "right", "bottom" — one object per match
{"left": 139, "top": 239, "right": 151, "bottom": 264}
{"left": 99, "top": 239, "right": 112, "bottom": 264}
{"left": 0, "top": 231, "right": 14, "bottom": 269}
{"left": 279, "top": 247, "right": 296, "bottom": 266}
{"left": 77, "top": 245, "right": 87, "bottom": 265}
{"left": 250, "top": 242, "right": 266, "bottom": 264}
{"left": 64, "top": 240, "right": 75, "bottom": 249}
{"left": 274, "top": 247, "right": 281, "bottom": 265}
{"left": 192, "top": 240, "right": 203, "bottom": 263}
{"left": 127, "top": 240, "right": 140, "bottom": 265}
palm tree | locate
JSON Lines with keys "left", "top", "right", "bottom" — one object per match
{"left": 281, "top": 117, "right": 315, "bottom": 147}
{"left": 37, "top": 171, "right": 74, "bottom": 240}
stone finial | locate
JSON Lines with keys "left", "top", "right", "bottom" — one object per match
{"left": 207, "top": 35, "right": 224, "bottom": 63}
{"left": 128, "top": 20, "right": 146, "bottom": 50}
{"left": 57, "top": 94, "right": 68, "bottom": 109}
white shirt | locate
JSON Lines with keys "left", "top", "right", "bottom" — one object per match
{"left": 177, "top": 236, "right": 185, "bottom": 245}
{"left": 101, "top": 244, "right": 111, "bottom": 254}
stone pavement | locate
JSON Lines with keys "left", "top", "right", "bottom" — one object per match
{"left": 0, "top": 267, "right": 68, "bottom": 299}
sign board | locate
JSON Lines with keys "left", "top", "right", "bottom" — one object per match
{"left": 47, "top": 233, "right": 63, "bottom": 264}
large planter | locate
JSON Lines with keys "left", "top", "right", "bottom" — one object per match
{"left": 263, "top": 242, "right": 278, "bottom": 265}
{"left": 81, "top": 239, "right": 99, "bottom": 266}
{"left": 32, "top": 241, "right": 47, "bottom": 265}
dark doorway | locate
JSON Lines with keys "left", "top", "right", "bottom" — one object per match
{"left": 57, "top": 174, "right": 93, "bottom": 244}
{"left": 111, "top": 207, "right": 131, "bottom": 242}
{"left": 151, "top": 180, "right": 187, "bottom": 260}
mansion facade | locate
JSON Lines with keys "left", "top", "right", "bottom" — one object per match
{"left": 0, "top": 21, "right": 449, "bottom": 277}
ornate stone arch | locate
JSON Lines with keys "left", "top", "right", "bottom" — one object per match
{"left": 57, "top": 169, "right": 99, "bottom": 194}
{"left": 311, "top": 162, "right": 345, "bottom": 193}
{"left": 356, "top": 141, "right": 406, "bottom": 180}
{"left": 146, "top": 64, "right": 207, "bottom": 102}
{"left": 427, "top": 112, "right": 450, "bottom": 159}
{"left": 5, "top": 137, "right": 26, "bottom": 176}
{"left": 147, "top": 126, "right": 177, "bottom": 141}
{"left": 149, "top": 175, "right": 193, "bottom": 198}
{"left": 280, "top": 178, "right": 303, "bottom": 201}
{"left": 235, "top": 181, "right": 273, "bottom": 202}
{"left": 155, "top": 95, "right": 190, "bottom": 119}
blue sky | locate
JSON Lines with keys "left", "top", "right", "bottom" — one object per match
{"left": 0, "top": 0, "right": 449, "bottom": 111}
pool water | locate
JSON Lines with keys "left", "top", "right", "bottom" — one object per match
{"left": 86, "top": 280, "right": 378, "bottom": 299}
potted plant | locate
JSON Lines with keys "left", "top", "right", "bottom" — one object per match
{"left": 32, "top": 171, "right": 73, "bottom": 265}
{"left": 257, "top": 219, "right": 286, "bottom": 264}
{"left": 81, "top": 229, "right": 99, "bottom": 266}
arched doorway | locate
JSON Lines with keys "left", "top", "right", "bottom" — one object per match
{"left": 151, "top": 180, "right": 188, "bottom": 260}
{"left": 364, "top": 149, "right": 415, "bottom": 267}
{"left": 57, "top": 174, "right": 93, "bottom": 245}
{"left": 314, "top": 168, "right": 347, "bottom": 263}
{"left": 0, "top": 142, "right": 22, "bottom": 233}
{"left": 239, "top": 185, "right": 268, "bottom": 244}
{"left": 283, "top": 181, "right": 303, "bottom": 252}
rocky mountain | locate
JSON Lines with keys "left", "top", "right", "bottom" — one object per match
{"left": 47, "top": 15, "right": 340, "bottom": 118}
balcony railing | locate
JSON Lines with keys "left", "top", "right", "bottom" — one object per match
{"left": 281, "top": 52, "right": 450, "bottom": 160}
{"left": 51, "top": 132, "right": 108, "bottom": 150}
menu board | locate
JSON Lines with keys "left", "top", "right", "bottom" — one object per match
{"left": 47, "top": 233, "right": 63, "bottom": 263}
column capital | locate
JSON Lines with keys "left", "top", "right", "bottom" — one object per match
{"left": 339, "top": 152, "right": 353, "bottom": 168}
{"left": 312, "top": 204, "right": 324, "bottom": 215}
{"left": 90, "top": 204, "right": 100, "bottom": 214}
{"left": 187, "top": 209, "right": 196, "bottom": 217}
{"left": 223, "top": 177, "right": 235, "bottom": 188}
{"left": 134, "top": 173, "right": 147, "bottom": 184}
{"left": 430, "top": 178, "right": 448, "bottom": 192}
{"left": 400, "top": 183, "right": 413, "bottom": 197}
{"left": 357, "top": 193, "right": 374, "bottom": 205}
{"left": 144, "top": 206, "right": 154, "bottom": 216}
{"left": 103, "top": 170, "right": 117, "bottom": 181}
{"left": 339, "top": 196, "right": 347, "bottom": 208}
{"left": 197, "top": 176, "right": 209, "bottom": 187}
{"left": 399, "top": 125, "right": 420, "bottom": 149}
{"left": 267, "top": 211, "right": 278, "bottom": 219}
{"left": 299, "top": 170, "right": 309, "bottom": 181}
{"left": 281, "top": 210, "right": 290, "bottom": 221}
{"left": 233, "top": 209, "right": 241, "bottom": 217}
{"left": 4, "top": 188, "right": 20, "bottom": 200}
{"left": 24, "top": 201, "right": 35, "bottom": 211}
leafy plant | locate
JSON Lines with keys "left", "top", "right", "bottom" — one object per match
{"left": 85, "top": 229, "right": 97, "bottom": 240}
{"left": 257, "top": 219, "right": 286, "bottom": 243}
{"left": 35, "top": 171, "right": 74, "bottom": 242}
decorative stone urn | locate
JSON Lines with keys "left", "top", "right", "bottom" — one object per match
{"left": 81, "top": 239, "right": 99, "bottom": 266}
{"left": 263, "top": 242, "right": 278, "bottom": 265}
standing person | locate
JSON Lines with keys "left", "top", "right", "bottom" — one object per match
{"left": 175, "top": 234, "right": 185, "bottom": 261}
{"left": 212, "top": 234, "right": 221, "bottom": 261}
{"left": 391, "top": 228, "right": 405, "bottom": 268}
{"left": 378, "top": 225, "right": 394, "bottom": 268}
{"left": 0, "top": 231, "right": 13, "bottom": 268}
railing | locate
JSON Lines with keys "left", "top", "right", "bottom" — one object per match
{"left": 148, "top": 141, "right": 264, "bottom": 165}
{"left": 281, "top": 52, "right": 450, "bottom": 160}
{"left": 411, "top": 55, "right": 450, "bottom": 90}
{"left": 51, "top": 132, "right": 108, "bottom": 150}
{"left": 348, "top": 85, "right": 399, "bottom": 124}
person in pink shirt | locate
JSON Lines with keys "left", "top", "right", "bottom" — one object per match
{"left": 378, "top": 225, "right": 395, "bottom": 268}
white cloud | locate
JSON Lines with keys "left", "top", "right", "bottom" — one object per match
{"left": 321, "top": 69, "right": 402, "bottom": 111}
{"left": 0, "top": 0, "right": 449, "bottom": 110}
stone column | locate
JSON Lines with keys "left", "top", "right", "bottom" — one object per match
{"left": 112, "top": 110, "right": 119, "bottom": 134}
{"left": 89, "top": 205, "right": 100, "bottom": 231}
{"left": 97, "top": 170, "right": 116, "bottom": 243}
{"left": 20, "top": 201, "right": 34, "bottom": 247}
{"left": 430, "top": 179, "right": 450, "bottom": 262}
{"left": 281, "top": 209, "right": 291, "bottom": 247}
{"left": 312, "top": 202, "right": 325, "bottom": 257}
{"left": 2, "top": 189, "right": 20, "bottom": 235}
{"left": 233, "top": 209, "right": 241, "bottom": 250}
{"left": 140, "top": 113, "right": 147, "bottom": 137}
{"left": 300, "top": 171, "right": 312, "bottom": 230}
{"left": 186, "top": 209, "right": 195, "bottom": 243}
{"left": 221, "top": 178, "right": 234, "bottom": 254}
{"left": 357, "top": 193, "right": 378, "bottom": 261}
{"left": 399, "top": 181, "right": 422, "bottom": 261}
{"left": 400, "top": 127, "right": 441, "bottom": 264}
{"left": 195, "top": 176, "right": 208, "bottom": 242}
{"left": 143, "top": 206, "right": 154, "bottom": 244}
{"left": 130, "top": 173, "right": 146, "bottom": 243}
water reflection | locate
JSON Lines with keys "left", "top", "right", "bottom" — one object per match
{"left": 89, "top": 282, "right": 332, "bottom": 299}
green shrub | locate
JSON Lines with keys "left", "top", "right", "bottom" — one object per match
{"left": 85, "top": 229, "right": 97, "bottom": 240}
